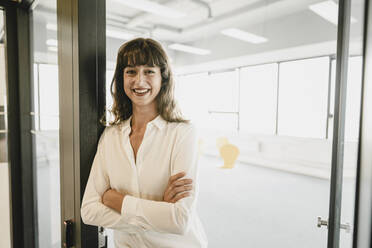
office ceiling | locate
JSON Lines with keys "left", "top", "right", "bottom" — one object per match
{"left": 105, "top": 0, "right": 325, "bottom": 43}
{"left": 31, "top": 0, "right": 364, "bottom": 66}
{"left": 35, "top": 0, "right": 339, "bottom": 43}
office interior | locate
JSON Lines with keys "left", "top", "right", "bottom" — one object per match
{"left": 1, "top": 0, "right": 372, "bottom": 247}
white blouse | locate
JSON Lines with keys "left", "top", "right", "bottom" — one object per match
{"left": 81, "top": 115, "right": 208, "bottom": 248}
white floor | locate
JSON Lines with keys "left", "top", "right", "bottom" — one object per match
{"left": 196, "top": 155, "right": 356, "bottom": 248}
{"left": 104, "top": 155, "right": 356, "bottom": 248}
{"left": 3, "top": 150, "right": 355, "bottom": 248}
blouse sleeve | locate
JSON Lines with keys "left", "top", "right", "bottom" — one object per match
{"left": 120, "top": 124, "right": 200, "bottom": 235}
{"left": 80, "top": 130, "right": 142, "bottom": 234}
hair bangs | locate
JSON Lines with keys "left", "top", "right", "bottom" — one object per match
{"left": 124, "top": 43, "right": 164, "bottom": 68}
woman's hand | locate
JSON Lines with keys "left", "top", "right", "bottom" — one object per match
{"left": 163, "top": 172, "right": 193, "bottom": 203}
{"left": 102, "top": 189, "right": 125, "bottom": 213}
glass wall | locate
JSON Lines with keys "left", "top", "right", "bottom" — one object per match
{"left": 339, "top": 0, "right": 365, "bottom": 247}
{"left": 105, "top": 0, "right": 364, "bottom": 247}
{"left": 0, "top": 8, "right": 12, "bottom": 248}
{"left": 32, "top": 1, "right": 61, "bottom": 247}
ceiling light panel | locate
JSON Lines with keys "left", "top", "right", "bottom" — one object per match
{"left": 46, "top": 23, "right": 57, "bottom": 31}
{"left": 221, "top": 28, "right": 268, "bottom": 44}
{"left": 112, "top": 0, "right": 186, "bottom": 18}
{"left": 48, "top": 46, "right": 58, "bottom": 52}
{"left": 46, "top": 39, "right": 58, "bottom": 47}
{"left": 168, "top": 43, "right": 211, "bottom": 55}
{"left": 309, "top": 0, "right": 357, "bottom": 25}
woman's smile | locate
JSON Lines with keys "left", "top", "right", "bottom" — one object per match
{"left": 132, "top": 88, "right": 151, "bottom": 96}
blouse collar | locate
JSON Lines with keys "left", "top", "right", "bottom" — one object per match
{"left": 120, "top": 114, "right": 166, "bottom": 132}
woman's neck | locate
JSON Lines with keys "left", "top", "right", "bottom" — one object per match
{"left": 131, "top": 104, "right": 158, "bottom": 132}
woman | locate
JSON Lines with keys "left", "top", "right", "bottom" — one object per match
{"left": 81, "top": 38, "right": 208, "bottom": 248}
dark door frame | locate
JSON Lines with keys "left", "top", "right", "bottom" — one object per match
{"left": 1, "top": 0, "right": 105, "bottom": 247}
{"left": 1, "top": 1, "right": 37, "bottom": 248}
{"left": 57, "top": 0, "right": 106, "bottom": 247}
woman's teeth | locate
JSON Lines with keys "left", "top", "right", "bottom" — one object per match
{"left": 133, "top": 89, "right": 150, "bottom": 93}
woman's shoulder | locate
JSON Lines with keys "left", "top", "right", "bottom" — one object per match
{"left": 167, "top": 121, "right": 198, "bottom": 140}
{"left": 98, "top": 124, "right": 122, "bottom": 143}
{"left": 167, "top": 120, "right": 196, "bottom": 132}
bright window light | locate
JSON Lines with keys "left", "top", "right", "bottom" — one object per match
{"left": 46, "top": 23, "right": 57, "bottom": 31}
{"left": 168, "top": 43, "right": 211, "bottom": 55}
{"left": 48, "top": 46, "right": 58, "bottom": 52}
{"left": 112, "top": 0, "right": 186, "bottom": 18}
{"left": 46, "top": 39, "right": 57, "bottom": 47}
{"left": 221, "top": 28, "right": 268, "bottom": 44}
{"left": 309, "top": 0, "right": 357, "bottom": 25}
{"left": 106, "top": 29, "right": 135, "bottom": 40}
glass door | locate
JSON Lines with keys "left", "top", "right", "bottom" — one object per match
{"left": 103, "top": 0, "right": 366, "bottom": 247}
{"left": 338, "top": 0, "right": 366, "bottom": 247}
{"left": 32, "top": 1, "right": 61, "bottom": 247}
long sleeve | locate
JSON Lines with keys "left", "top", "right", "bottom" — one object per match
{"left": 120, "top": 124, "right": 200, "bottom": 235}
{"left": 80, "top": 132, "right": 141, "bottom": 234}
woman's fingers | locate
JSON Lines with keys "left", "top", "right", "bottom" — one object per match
{"left": 172, "top": 192, "right": 191, "bottom": 203}
{"left": 168, "top": 184, "right": 193, "bottom": 200}
{"left": 163, "top": 172, "right": 193, "bottom": 203}
{"left": 164, "top": 178, "right": 193, "bottom": 196}
{"left": 168, "top": 172, "right": 186, "bottom": 185}
{"left": 164, "top": 179, "right": 192, "bottom": 194}
{"left": 174, "top": 179, "right": 193, "bottom": 187}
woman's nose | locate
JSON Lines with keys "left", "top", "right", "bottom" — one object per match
{"left": 135, "top": 72, "right": 146, "bottom": 84}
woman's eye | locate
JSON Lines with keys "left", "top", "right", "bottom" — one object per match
{"left": 146, "top": 70, "right": 155, "bottom": 74}
{"left": 126, "top": 70, "right": 136, "bottom": 74}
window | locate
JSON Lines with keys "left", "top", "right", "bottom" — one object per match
{"left": 207, "top": 70, "right": 239, "bottom": 113}
{"left": 239, "top": 63, "right": 278, "bottom": 135}
{"left": 175, "top": 73, "right": 210, "bottom": 128}
{"left": 277, "top": 57, "right": 330, "bottom": 138}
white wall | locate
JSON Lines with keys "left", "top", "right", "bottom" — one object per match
{"left": 199, "top": 129, "right": 358, "bottom": 180}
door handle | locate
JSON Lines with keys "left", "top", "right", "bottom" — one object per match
{"left": 63, "top": 220, "right": 74, "bottom": 247}
{"left": 317, "top": 216, "right": 352, "bottom": 233}
{"left": 98, "top": 227, "right": 108, "bottom": 248}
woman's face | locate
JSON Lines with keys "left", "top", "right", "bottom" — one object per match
{"left": 123, "top": 65, "right": 162, "bottom": 108}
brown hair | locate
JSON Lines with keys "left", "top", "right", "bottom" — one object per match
{"left": 105, "top": 37, "right": 187, "bottom": 125}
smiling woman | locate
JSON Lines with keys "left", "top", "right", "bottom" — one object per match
{"left": 107, "top": 38, "right": 186, "bottom": 125}
{"left": 123, "top": 65, "right": 162, "bottom": 108}
{"left": 81, "top": 38, "right": 208, "bottom": 248}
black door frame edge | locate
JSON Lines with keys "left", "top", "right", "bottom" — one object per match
{"left": 57, "top": 0, "right": 105, "bottom": 247}
{"left": 2, "top": 2, "right": 38, "bottom": 248}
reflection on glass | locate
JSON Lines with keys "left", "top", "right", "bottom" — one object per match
{"left": 105, "top": 0, "right": 363, "bottom": 247}
{"left": 39, "top": 64, "right": 59, "bottom": 130}
{"left": 33, "top": 1, "right": 61, "bottom": 247}
{"left": 0, "top": 8, "right": 12, "bottom": 248}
